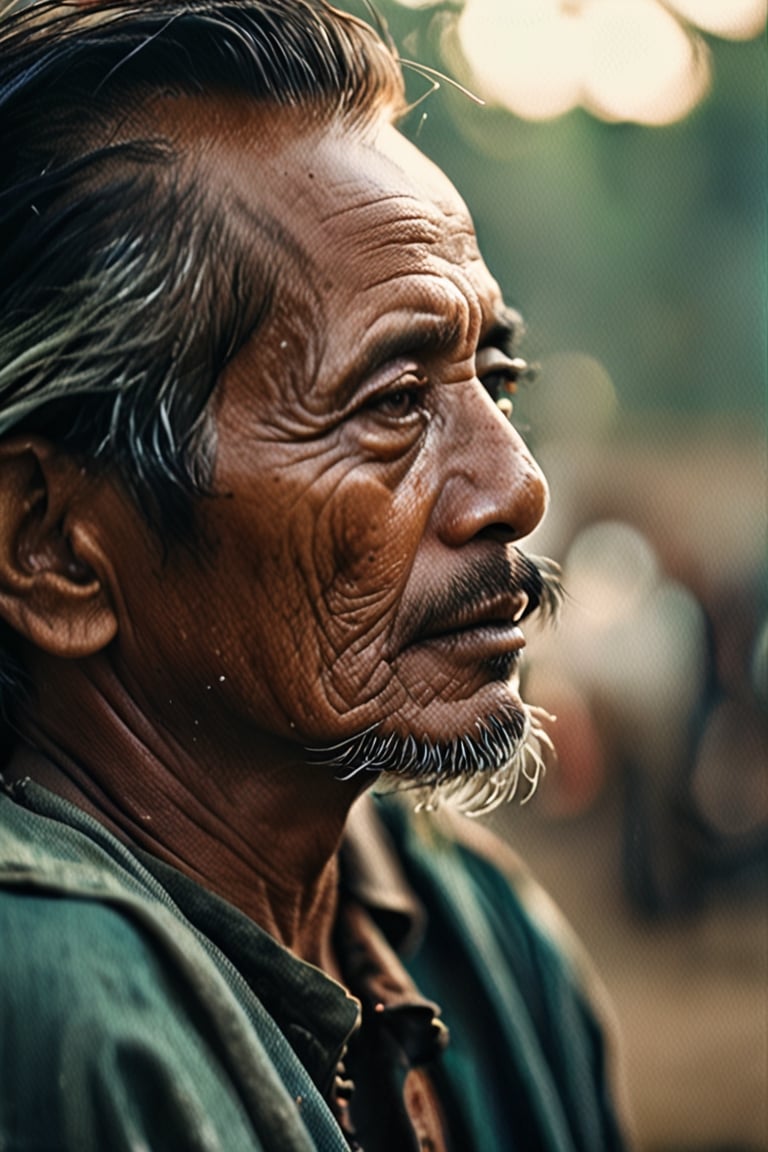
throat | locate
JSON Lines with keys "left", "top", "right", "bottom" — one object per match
{"left": 3, "top": 736, "right": 354, "bottom": 972}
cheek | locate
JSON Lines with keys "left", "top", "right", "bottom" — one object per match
{"left": 225, "top": 469, "right": 405, "bottom": 657}
{"left": 331, "top": 482, "right": 390, "bottom": 582}
{"left": 325, "top": 476, "right": 419, "bottom": 611}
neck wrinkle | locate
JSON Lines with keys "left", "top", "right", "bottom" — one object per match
{"left": 8, "top": 681, "right": 357, "bottom": 973}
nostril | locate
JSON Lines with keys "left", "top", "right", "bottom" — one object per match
{"left": 432, "top": 458, "right": 548, "bottom": 548}
{"left": 476, "top": 523, "right": 521, "bottom": 545}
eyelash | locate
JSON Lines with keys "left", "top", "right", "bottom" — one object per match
{"left": 366, "top": 373, "right": 429, "bottom": 420}
{"left": 363, "top": 355, "right": 530, "bottom": 422}
{"left": 480, "top": 356, "right": 533, "bottom": 412}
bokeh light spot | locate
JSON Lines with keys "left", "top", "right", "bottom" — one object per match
{"left": 458, "top": 0, "right": 581, "bottom": 119}
{"left": 581, "top": 0, "right": 711, "bottom": 124}
{"left": 668, "top": 0, "right": 768, "bottom": 40}
{"left": 450, "top": 0, "right": 764, "bottom": 123}
{"left": 527, "top": 352, "right": 618, "bottom": 441}
{"left": 565, "top": 520, "right": 660, "bottom": 626}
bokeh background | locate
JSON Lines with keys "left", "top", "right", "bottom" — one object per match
{"left": 7, "top": 0, "right": 762, "bottom": 1145}
{"left": 340, "top": 1, "right": 767, "bottom": 1147}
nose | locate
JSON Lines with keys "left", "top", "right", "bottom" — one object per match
{"left": 431, "top": 382, "right": 548, "bottom": 547}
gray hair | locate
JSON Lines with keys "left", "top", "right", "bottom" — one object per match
{"left": 0, "top": 0, "right": 405, "bottom": 734}
{"left": 0, "top": 0, "right": 404, "bottom": 526}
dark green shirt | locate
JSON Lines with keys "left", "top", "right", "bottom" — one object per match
{"left": 0, "top": 779, "right": 628, "bottom": 1151}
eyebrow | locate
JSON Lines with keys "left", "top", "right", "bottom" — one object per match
{"left": 351, "top": 303, "right": 522, "bottom": 382}
{"left": 331, "top": 312, "right": 463, "bottom": 408}
{"left": 333, "top": 301, "right": 525, "bottom": 411}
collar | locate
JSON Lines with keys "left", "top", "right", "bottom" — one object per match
{"left": 339, "top": 792, "right": 426, "bottom": 955}
{"left": 142, "top": 792, "right": 433, "bottom": 1091}
{"left": 1, "top": 775, "right": 434, "bottom": 1102}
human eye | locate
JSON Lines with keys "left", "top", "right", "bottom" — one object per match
{"left": 364, "top": 371, "right": 429, "bottom": 422}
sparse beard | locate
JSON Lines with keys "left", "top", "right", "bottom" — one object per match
{"left": 307, "top": 699, "right": 554, "bottom": 818}
{"left": 307, "top": 550, "right": 562, "bottom": 816}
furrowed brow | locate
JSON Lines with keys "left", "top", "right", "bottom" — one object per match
{"left": 333, "top": 312, "right": 465, "bottom": 407}
{"left": 364, "top": 312, "right": 465, "bottom": 372}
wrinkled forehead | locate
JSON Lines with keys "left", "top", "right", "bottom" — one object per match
{"left": 145, "top": 95, "right": 507, "bottom": 424}
{"left": 162, "top": 94, "right": 497, "bottom": 313}
{"left": 171, "top": 93, "right": 473, "bottom": 223}
{"left": 302, "top": 120, "right": 486, "bottom": 280}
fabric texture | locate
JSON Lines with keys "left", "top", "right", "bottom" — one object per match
{"left": 0, "top": 778, "right": 628, "bottom": 1151}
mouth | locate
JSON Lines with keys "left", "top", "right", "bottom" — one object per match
{"left": 391, "top": 551, "right": 562, "bottom": 680}
{"left": 408, "top": 592, "right": 530, "bottom": 662}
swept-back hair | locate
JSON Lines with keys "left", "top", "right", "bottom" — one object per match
{"left": 0, "top": 0, "right": 404, "bottom": 526}
{"left": 0, "top": 0, "right": 405, "bottom": 735}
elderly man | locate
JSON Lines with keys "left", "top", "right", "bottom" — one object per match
{"left": 0, "top": 2, "right": 627, "bottom": 1149}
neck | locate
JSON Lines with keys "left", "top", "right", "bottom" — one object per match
{"left": 8, "top": 657, "right": 366, "bottom": 975}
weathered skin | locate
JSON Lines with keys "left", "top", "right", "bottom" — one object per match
{"left": 1, "top": 102, "right": 547, "bottom": 975}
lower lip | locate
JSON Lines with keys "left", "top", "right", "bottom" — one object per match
{"left": 413, "top": 623, "right": 526, "bottom": 661}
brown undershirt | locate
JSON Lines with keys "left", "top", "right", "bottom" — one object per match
{"left": 331, "top": 896, "right": 453, "bottom": 1152}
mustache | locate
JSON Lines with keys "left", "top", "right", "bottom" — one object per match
{"left": 400, "top": 548, "right": 563, "bottom": 645}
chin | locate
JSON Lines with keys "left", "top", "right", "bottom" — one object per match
{"left": 306, "top": 681, "right": 554, "bottom": 818}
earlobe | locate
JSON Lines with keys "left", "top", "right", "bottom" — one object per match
{"left": 0, "top": 437, "right": 118, "bottom": 658}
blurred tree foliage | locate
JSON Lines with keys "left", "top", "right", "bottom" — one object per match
{"left": 344, "top": 1, "right": 767, "bottom": 419}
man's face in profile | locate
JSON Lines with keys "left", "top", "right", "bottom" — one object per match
{"left": 106, "top": 99, "right": 549, "bottom": 784}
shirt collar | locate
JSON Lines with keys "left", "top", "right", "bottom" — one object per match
{"left": 340, "top": 792, "right": 426, "bottom": 955}
{"left": 3, "top": 774, "right": 430, "bottom": 1100}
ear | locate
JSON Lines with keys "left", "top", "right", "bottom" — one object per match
{"left": 0, "top": 437, "right": 118, "bottom": 658}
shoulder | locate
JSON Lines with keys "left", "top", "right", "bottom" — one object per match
{"left": 0, "top": 857, "right": 269, "bottom": 1151}
{"left": 377, "top": 792, "right": 620, "bottom": 1031}
{"left": 431, "top": 804, "right": 597, "bottom": 975}
{"left": 0, "top": 783, "right": 198, "bottom": 1026}
{"left": 376, "top": 792, "right": 600, "bottom": 977}
{"left": 0, "top": 881, "right": 179, "bottom": 1011}
{"left": 0, "top": 879, "right": 223, "bottom": 1105}
{"left": 374, "top": 793, "right": 633, "bottom": 1141}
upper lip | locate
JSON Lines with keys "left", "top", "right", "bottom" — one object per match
{"left": 413, "top": 591, "right": 531, "bottom": 644}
